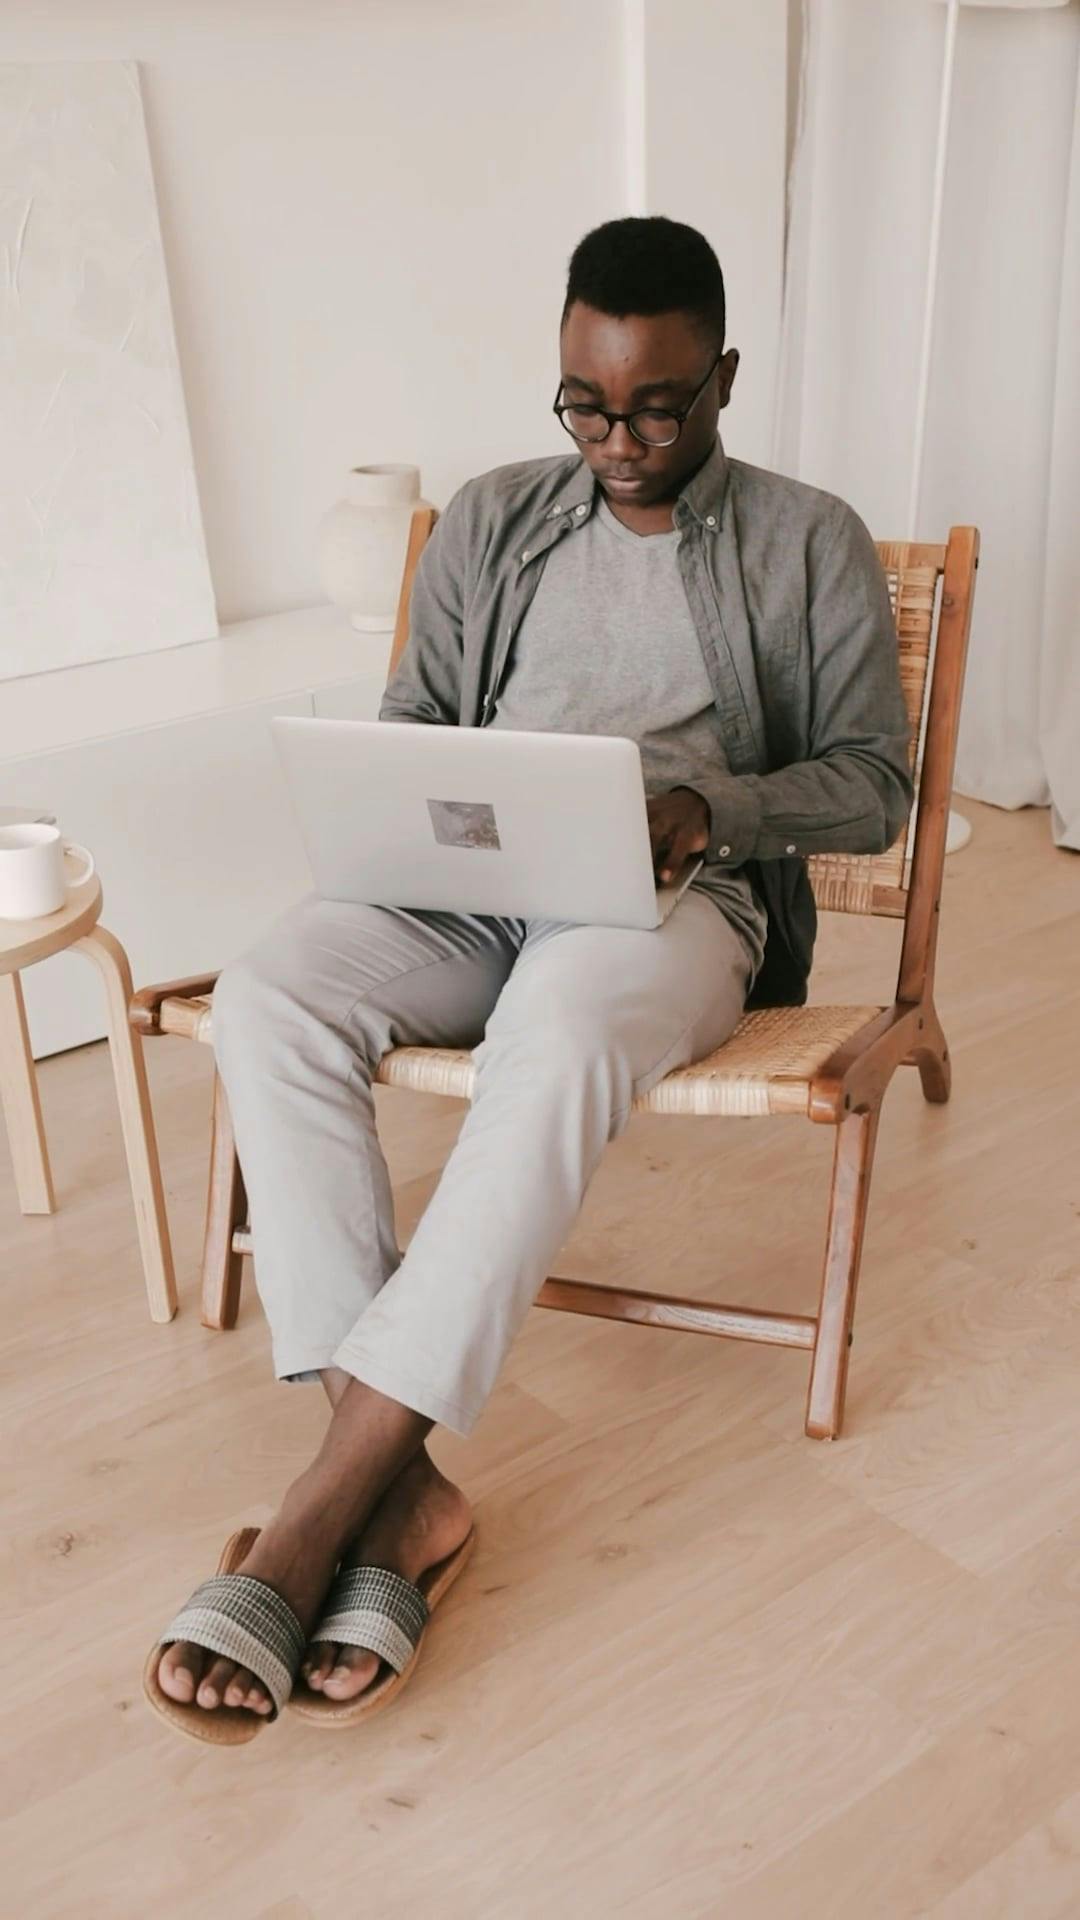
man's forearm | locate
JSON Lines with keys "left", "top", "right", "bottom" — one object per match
{"left": 688, "top": 497, "right": 916, "bottom": 868}
{"left": 688, "top": 747, "right": 915, "bottom": 866}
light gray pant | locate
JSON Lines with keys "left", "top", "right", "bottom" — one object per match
{"left": 211, "top": 890, "right": 754, "bottom": 1436}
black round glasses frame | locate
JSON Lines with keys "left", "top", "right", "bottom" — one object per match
{"left": 552, "top": 351, "right": 723, "bottom": 447}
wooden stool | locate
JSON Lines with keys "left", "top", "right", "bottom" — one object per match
{"left": 0, "top": 853, "right": 177, "bottom": 1323}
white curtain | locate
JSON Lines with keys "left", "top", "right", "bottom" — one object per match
{"left": 774, "top": 0, "right": 1080, "bottom": 850}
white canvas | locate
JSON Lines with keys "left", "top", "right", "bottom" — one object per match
{"left": 0, "top": 60, "right": 218, "bottom": 680}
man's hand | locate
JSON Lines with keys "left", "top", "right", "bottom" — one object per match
{"left": 647, "top": 787, "right": 711, "bottom": 884}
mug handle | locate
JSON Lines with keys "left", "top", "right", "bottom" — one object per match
{"left": 62, "top": 841, "right": 96, "bottom": 886}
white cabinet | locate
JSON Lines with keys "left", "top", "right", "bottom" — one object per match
{"left": 312, "top": 663, "right": 389, "bottom": 723}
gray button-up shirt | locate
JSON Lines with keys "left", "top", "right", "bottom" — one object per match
{"left": 381, "top": 433, "right": 915, "bottom": 1006}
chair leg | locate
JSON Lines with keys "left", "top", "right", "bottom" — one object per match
{"left": 200, "top": 1069, "right": 248, "bottom": 1331}
{"left": 805, "top": 1102, "right": 882, "bottom": 1441}
{"left": 74, "top": 927, "right": 178, "bottom": 1323}
{"left": 903, "top": 1001, "right": 951, "bottom": 1104}
{"left": 0, "top": 970, "right": 56, "bottom": 1215}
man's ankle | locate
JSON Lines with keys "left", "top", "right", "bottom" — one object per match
{"left": 279, "top": 1463, "right": 372, "bottom": 1546}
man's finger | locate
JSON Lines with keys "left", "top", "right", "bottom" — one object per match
{"left": 665, "top": 827, "right": 710, "bottom": 882}
{"left": 658, "top": 847, "right": 679, "bottom": 882}
{"left": 659, "top": 825, "right": 692, "bottom": 882}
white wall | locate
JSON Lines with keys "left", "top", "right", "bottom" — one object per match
{"left": 3, "top": 1, "right": 786, "bottom": 628}
{"left": 4, "top": 1, "right": 623, "bottom": 624}
{"left": 643, "top": 0, "right": 787, "bottom": 465}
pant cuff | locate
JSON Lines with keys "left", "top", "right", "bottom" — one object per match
{"left": 272, "top": 1347, "right": 341, "bottom": 1384}
{"left": 329, "top": 1340, "right": 480, "bottom": 1438}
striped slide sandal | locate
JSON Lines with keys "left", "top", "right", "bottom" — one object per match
{"left": 288, "top": 1526, "right": 477, "bottom": 1727}
{"left": 142, "top": 1527, "right": 306, "bottom": 1746}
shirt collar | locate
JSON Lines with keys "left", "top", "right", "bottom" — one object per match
{"left": 677, "top": 430, "right": 732, "bottom": 528}
{"left": 553, "top": 430, "right": 732, "bottom": 531}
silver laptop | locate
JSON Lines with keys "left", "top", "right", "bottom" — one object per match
{"left": 271, "top": 716, "right": 702, "bottom": 930}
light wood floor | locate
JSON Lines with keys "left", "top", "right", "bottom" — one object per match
{"left": 3, "top": 796, "right": 1079, "bottom": 1920}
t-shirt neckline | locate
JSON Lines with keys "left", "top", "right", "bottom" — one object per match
{"left": 595, "top": 494, "right": 681, "bottom": 547}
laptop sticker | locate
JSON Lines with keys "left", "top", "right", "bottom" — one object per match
{"left": 427, "top": 799, "right": 502, "bottom": 852}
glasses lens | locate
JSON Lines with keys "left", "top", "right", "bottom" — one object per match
{"left": 560, "top": 405, "right": 610, "bottom": 443}
{"left": 630, "top": 410, "right": 680, "bottom": 447}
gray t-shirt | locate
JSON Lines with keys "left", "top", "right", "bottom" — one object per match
{"left": 491, "top": 494, "right": 768, "bottom": 980}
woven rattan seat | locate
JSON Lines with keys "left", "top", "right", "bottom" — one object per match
{"left": 158, "top": 997, "right": 885, "bottom": 1121}
{"left": 375, "top": 1005, "right": 885, "bottom": 1118}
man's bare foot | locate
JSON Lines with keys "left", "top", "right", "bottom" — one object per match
{"left": 300, "top": 1447, "right": 473, "bottom": 1702}
{"left": 154, "top": 1376, "right": 432, "bottom": 1722}
{"left": 155, "top": 1493, "right": 349, "bottom": 1719}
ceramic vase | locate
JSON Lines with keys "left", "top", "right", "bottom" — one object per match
{"left": 316, "top": 464, "right": 433, "bottom": 632}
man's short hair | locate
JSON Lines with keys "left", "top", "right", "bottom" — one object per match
{"left": 561, "top": 216, "right": 726, "bottom": 355}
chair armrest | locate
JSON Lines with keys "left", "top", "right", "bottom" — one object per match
{"left": 808, "top": 1002, "right": 922, "bottom": 1122}
{"left": 130, "top": 972, "right": 221, "bottom": 1035}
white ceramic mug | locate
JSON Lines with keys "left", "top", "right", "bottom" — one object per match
{"left": 0, "top": 823, "right": 95, "bottom": 921}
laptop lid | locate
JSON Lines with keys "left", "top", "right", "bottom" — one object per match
{"left": 271, "top": 716, "right": 694, "bottom": 930}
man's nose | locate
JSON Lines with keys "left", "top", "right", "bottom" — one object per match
{"left": 605, "top": 420, "right": 644, "bottom": 460}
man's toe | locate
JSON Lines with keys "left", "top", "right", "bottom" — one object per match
{"left": 322, "top": 1645, "right": 382, "bottom": 1699}
{"left": 234, "top": 1671, "right": 272, "bottom": 1714}
{"left": 197, "top": 1656, "right": 238, "bottom": 1708}
{"left": 224, "top": 1667, "right": 258, "bottom": 1708}
{"left": 302, "top": 1640, "right": 336, "bottom": 1689}
{"left": 159, "top": 1642, "right": 202, "bottom": 1702}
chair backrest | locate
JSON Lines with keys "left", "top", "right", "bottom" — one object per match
{"left": 807, "top": 539, "right": 947, "bottom": 922}
{"left": 387, "top": 505, "right": 440, "bottom": 682}
{"left": 387, "top": 507, "right": 979, "bottom": 995}
{"left": 805, "top": 532, "right": 978, "bottom": 982}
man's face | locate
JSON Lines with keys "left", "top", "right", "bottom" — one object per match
{"left": 558, "top": 302, "right": 739, "bottom": 511}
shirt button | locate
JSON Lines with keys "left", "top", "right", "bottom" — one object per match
{"left": 718, "top": 844, "right": 731, "bottom": 857}
{"left": 786, "top": 843, "right": 797, "bottom": 853}
{"left": 521, "top": 551, "right": 530, "bottom": 563}
{"left": 575, "top": 504, "right": 587, "bottom": 516}
{"left": 706, "top": 514, "right": 717, "bottom": 527}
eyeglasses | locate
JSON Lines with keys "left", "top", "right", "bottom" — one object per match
{"left": 553, "top": 351, "right": 723, "bottom": 448}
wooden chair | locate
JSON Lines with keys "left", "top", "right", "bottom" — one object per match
{"left": 130, "top": 505, "right": 979, "bottom": 1440}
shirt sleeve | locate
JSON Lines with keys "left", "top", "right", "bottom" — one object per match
{"left": 685, "top": 501, "right": 916, "bottom": 866}
{"left": 379, "top": 483, "right": 471, "bottom": 726}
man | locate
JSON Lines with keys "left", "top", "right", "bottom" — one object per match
{"left": 152, "top": 216, "right": 913, "bottom": 1730}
